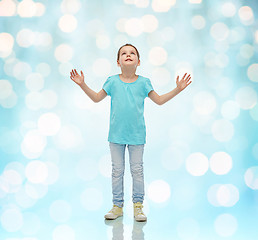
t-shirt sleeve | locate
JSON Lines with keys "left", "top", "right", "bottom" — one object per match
{"left": 145, "top": 78, "right": 154, "bottom": 97}
{"left": 102, "top": 77, "right": 112, "bottom": 96}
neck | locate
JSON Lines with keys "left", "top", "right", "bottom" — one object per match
{"left": 120, "top": 68, "right": 137, "bottom": 79}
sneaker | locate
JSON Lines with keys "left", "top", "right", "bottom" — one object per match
{"left": 104, "top": 205, "right": 123, "bottom": 220}
{"left": 134, "top": 202, "right": 147, "bottom": 222}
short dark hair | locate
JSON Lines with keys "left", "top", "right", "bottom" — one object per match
{"left": 117, "top": 43, "right": 140, "bottom": 61}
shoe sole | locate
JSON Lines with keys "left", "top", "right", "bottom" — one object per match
{"left": 104, "top": 214, "right": 123, "bottom": 220}
{"left": 134, "top": 217, "right": 147, "bottom": 222}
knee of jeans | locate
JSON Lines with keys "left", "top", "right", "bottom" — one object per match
{"left": 112, "top": 167, "right": 124, "bottom": 178}
{"left": 131, "top": 164, "right": 143, "bottom": 177}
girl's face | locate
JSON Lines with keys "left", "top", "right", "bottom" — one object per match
{"left": 117, "top": 46, "right": 140, "bottom": 68}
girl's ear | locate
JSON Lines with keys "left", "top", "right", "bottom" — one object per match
{"left": 117, "top": 60, "right": 121, "bottom": 66}
{"left": 137, "top": 59, "right": 141, "bottom": 66}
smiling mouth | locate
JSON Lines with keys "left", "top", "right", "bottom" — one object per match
{"left": 125, "top": 59, "right": 133, "bottom": 61}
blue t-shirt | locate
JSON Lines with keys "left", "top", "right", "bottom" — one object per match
{"left": 102, "top": 74, "right": 154, "bottom": 145}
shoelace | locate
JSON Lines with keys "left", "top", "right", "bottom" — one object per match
{"left": 135, "top": 206, "right": 144, "bottom": 215}
{"left": 110, "top": 206, "right": 120, "bottom": 213}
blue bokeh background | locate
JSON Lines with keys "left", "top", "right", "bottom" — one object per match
{"left": 1, "top": 0, "right": 258, "bottom": 239}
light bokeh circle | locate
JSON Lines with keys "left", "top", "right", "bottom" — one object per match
{"left": 0, "top": 0, "right": 16, "bottom": 17}
{"left": 148, "top": 47, "right": 168, "bottom": 66}
{"left": 61, "top": 0, "right": 81, "bottom": 14}
{"left": 210, "top": 22, "right": 229, "bottom": 41}
{"left": 36, "top": 62, "right": 51, "bottom": 77}
{"left": 217, "top": 184, "right": 239, "bottom": 207}
{"left": 186, "top": 152, "right": 209, "bottom": 176}
{"left": 1, "top": 208, "right": 23, "bottom": 232}
{"left": 17, "top": 0, "right": 37, "bottom": 17}
{"left": 214, "top": 214, "right": 238, "bottom": 237}
{"left": 221, "top": 2, "right": 236, "bottom": 17}
{"left": 25, "top": 181, "right": 48, "bottom": 199}
{"left": 58, "top": 14, "right": 77, "bottom": 32}
{"left": 209, "top": 152, "right": 232, "bottom": 175}
{"left": 44, "top": 162, "right": 59, "bottom": 185}
{"left": 152, "top": 0, "right": 176, "bottom": 12}
{"left": 13, "top": 61, "right": 32, "bottom": 81}
{"left": 191, "top": 15, "right": 206, "bottom": 29}
{"left": 235, "top": 86, "right": 257, "bottom": 109}
{"left": 0, "top": 32, "right": 14, "bottom": 54}
{"left": 244, "top": 166, "right": 258, "bottom": 189}
{"left": 38, "top": 112, "right": 61, "bottom": 136}
{"left": 124, "top": 18, "right": 144, "bottom": 37}
{"left": 41, "top": 90, "right": 58, "bottom": 109}
{"left": 147, "top": 180, "right": 171, "bottom": 203}
{"left": 15, "top": 187, "right": 37, "bottom": 208}
{"left": 25, "top": 160, "right": 48, "bottom": 184}
{"left": 53, "top": 124, "right": 83, "bottom": 150}
{"left": 16, "top": 28, "right": 34, "bottom": 48}
{"left": 2, "top": 169, "right": 23, "bottom": 193}
{"left": 0, "top": 80, "right": 13, "bottom": 99}
{"left": 221, "top": 100, "right": 240, "bottom": 120}
{"left": 238, "top": 6, "right": 254, "bottom": 25}
{"left": 25, "top": 73, "right": 44, "bottom": 91}
{"left": 21, "top": 130, "right": 47, "bottom": 159}
{"left": 53, "top": 224, "right": 75, "bottom": 240}
{"left": 247, "top": 63, "right": 258, "bottom": 82}
{"left": 207, "top": 184, "right": 239, "bottom": 207}
{"left": 141, "top": 14, "right": 158, "bottom": 33}
{"left": 240, "top": 44, "right": 254, "bottom": 59}
{"left": 54, "top": 44, "right": 74, "bottom": 63}
{"left": 193, "top": 91, "right": 217, "bottom": 115}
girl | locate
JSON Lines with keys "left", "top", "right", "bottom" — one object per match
{"left": 70, "top": 44, "right": 192, "bottom": 222}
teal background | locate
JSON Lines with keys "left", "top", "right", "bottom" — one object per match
{"left": 0, "top": 0, "right": 258, "bottom": 239}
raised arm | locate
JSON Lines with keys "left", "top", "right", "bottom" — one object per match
{"left": 148, "top": 73, "right": 192, "bottom": 105}
{"left": 70, "top": 69, "right": 107, "bottom": 103}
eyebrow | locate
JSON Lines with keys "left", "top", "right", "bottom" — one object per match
{"left": 121, "top": 50, "right": 136, "bottom": 54}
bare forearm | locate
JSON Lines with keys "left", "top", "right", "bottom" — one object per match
{"left": 159, "top": 87, "right": 181, "bottom": 105}
{"left": 148, "top": 73, "right": 192, "bottom": 105}
{"left": 80, "top": 82, "right": 98, "bottom": 102}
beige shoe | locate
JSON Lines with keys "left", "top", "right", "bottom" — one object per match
{"left": 105, "top": 205, "right": 123, "bottom": 220}
{"left": 134, "top": 202, "right": 147, "bottom": 222}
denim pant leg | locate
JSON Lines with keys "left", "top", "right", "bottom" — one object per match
{"left": 128, "top": 144, "right": 145, "bottom": 204}
{"left": 109, "top": 142, "right": 126, "bottom": 208}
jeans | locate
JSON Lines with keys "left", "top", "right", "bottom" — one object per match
{"left": 109, "top": 142, "right": 145, "bottom": 208}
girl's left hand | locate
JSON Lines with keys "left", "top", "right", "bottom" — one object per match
{"left": 176, "top": 73, "right": 192, "bottom": 91}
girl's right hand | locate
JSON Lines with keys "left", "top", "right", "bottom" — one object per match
{"left": 70, "top": 69, "right": 85, "bottom": 86}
